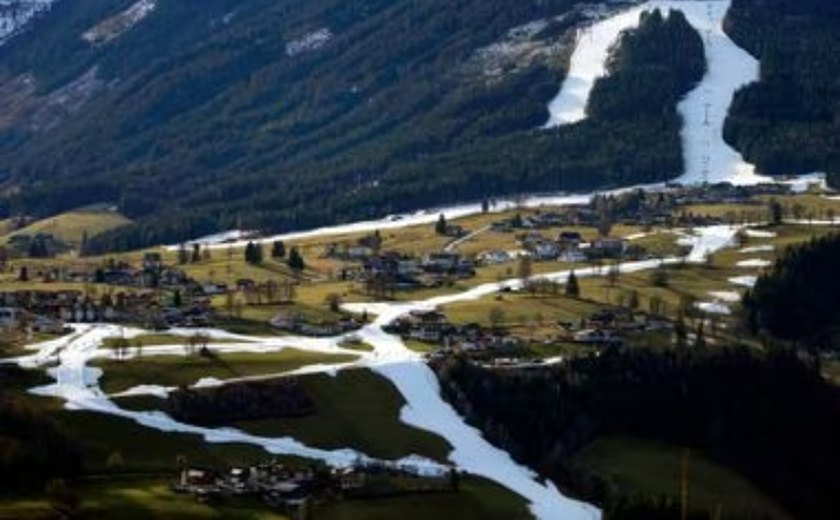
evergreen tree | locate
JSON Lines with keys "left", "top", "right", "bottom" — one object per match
{"left": 271, "top": 240, "right": 286, "bottom": 259}
{"left": 191, "top": 243, "right": 201, "bottom": 263}
{"left": 177, "top": 243, "right": 189, "bottom": 265}
{"left": 287, "top": 247, "right": 305, "bottom": 271}
{"left": 565, "top": 270, "right": 580, "bottom": 297}
{"left": 435, "top": 214, "right": 447, "bottom": 235}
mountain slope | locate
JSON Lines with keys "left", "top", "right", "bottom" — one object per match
{"left": 723, "top": 0, "right": 840, "bottom": 185}
{"left": 0, "top": 0, "right": 705, "bottom": 251}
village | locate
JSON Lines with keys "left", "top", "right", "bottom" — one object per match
{"left": 0, "top": 180, "right": 833, "bottom": 365}
{"left": 172, "top": 457, "right": 456, "bottom": 515}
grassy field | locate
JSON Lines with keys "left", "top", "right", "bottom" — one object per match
{"left": 576, "top": 436, "right": 789, "bottom": 519}
{"left": 236, "top": 369, "right": 452, "bottom": 463}
{"left": 444, "top": 291, "right": 606, "bottom": 341}
{"left": 95, "top": 349, "right": 359, "bottom": 394}
{"left": 104, "top": 334, "right": 253, "bottom": 349}
{"left": 1, "top": 205, "right": 131, "bottom": 248}
{"left": 0, "top": 473, "right": 529, "bottom": 520}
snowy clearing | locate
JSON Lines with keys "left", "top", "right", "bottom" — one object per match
{"left": 695, "top": 301, "right": 731, "bottom": 315}
{"left": 737, "top": 258, "right": 771, "bottom": 268}
{"left": 729, "top": 275, "right": 757, "bottom": 288}
{"left": 739, "top": 244, "right": 774, "bottom": 254}
{"left": 708, "top": 290, "right": 741, "bottom": 303}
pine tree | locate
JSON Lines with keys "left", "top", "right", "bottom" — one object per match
{"left": 565, "top": 270, "right": 580, "bottom": 297}
{"left": 177, "top": 243, "right": 189, "bottom": 265}
{"left": 191, "top": 244, "right": 201, "bottom": 263}
{"left": 271, "top": 240, "right": 286, "bottom": 259}
{"left": 435, "top": 213, "right": 447, "bottom": 235}
{"left": 287, "top": 247, "right": 305, "bottom": 271}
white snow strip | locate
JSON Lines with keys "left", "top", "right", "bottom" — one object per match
{"left": 695, "top": 302, "right": 731, "bottom": 315}
{"left": 744, "top": 229, "right": 776, "bottom": 238}
{"left": 739, "top": 244, "right": 774, "bottom": 254}
{"left": 737, "top": 258, "right": 771, "bottom": 268}
{"left": 543, "top": 0, "right": 804, "bottom": 187}
{"left": 707, "top": 290, "right": 740, "bottom": 303}
{"left": 729, "top": 275, "right": 757, "bottom": 288}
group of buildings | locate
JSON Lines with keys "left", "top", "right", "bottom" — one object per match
{"left": 173, "top": 459, "right": 453, "bottom": 511}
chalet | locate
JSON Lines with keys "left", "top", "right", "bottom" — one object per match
{"left": 558, "top": 231, "right": 583, "bottom": 245}
{"left": 533, "top": 241, "right": 560, "bottom": 261}
{"left": 573, "top": 328, "right": 622, "bottom": 346}
{"left": 423, "top": 252, "right": 461, "bottom": 272}
{"left": 589, "top": 238, "right": 627, "bottom": 258}
{"left": 202, "top": 283, "right": 228, "bottom": 296}
{"left": 477, "top": 250, "right": 512, "bottom": 265}
{"left": 348, "top": 245, "right": 375, "bottom": 260}
{"left": 142, "top": 252, "right": 164, "bottom": 272}
{"left": 0, "top": 307, "right": 21, "bottom": 329}
{"left": 559, "top": 249, "right": 587, "bottom": 263}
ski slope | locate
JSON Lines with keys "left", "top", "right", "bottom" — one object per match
{"left": 544, "top": 0, "right": 776, "bottom": 185}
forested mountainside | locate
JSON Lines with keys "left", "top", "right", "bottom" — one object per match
{"left": 744, "top": 233, "right": 840, "bottom": 350}
{"left": 434, "top": 348, "right": 840, "bottom": 519}
{"left": 724, "top": 0, "right": 840, "bottom": 187}
{"left": 0, "top": 0, "right": 705, "bottom": 251}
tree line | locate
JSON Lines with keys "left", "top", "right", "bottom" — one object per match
{"left": 433, "top": 347, "right": 840, "bottom": 518}
{"left": 1, "top": 2, "right": 708, "bottom": 252}
{"left": 743, "top": 232, "right": 840, "bottom": 351}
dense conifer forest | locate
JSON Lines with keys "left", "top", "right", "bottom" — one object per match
{"left": 433, "top": 347, "right": 840, "bottom": 519}
{"left": 0, "top": 1, "right": 704, "bottom": 250}
{"left": 744, "top": 233, "right": 840, "bottom": 350}
{"left": 724, "top": 0, "right": 840, "bottom": 186}
{"left": 0, "top": 366, "right": 81, "bottom": 492}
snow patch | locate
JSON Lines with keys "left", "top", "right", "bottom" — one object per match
{"left": 82, "top": 0, "right": 156, "bottom": 45}
{"left": 543, "top": 0, "right": 806, "bottom": 187}
{"left": 745, "top": 229, "right": 777, "bottom": 238}
{"left": 729, "top": 275, "right": 757, "bottom": 288}
{"left": 707, "top": 290, "right": 740, "bottom": 303}
{"left": 739, "top": 244, "right": 773, "bottom": 254}
{"left": 0, "top": 0, "right": 57, "bottom": 47}
{"left": 737, "top": 258, "right": 771, "bottom": 268}
{"left": 285, "top": 28, "right": 332, "bottom": 57}
{"left": 695, "top": 302, "right": 731, "bottom": 315}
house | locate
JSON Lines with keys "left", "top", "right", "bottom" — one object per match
{"left": 573, "top": 328, "right": 622, "bottom": 346}
{"left": 142, "top": 252, "right": 164, "bottom": 272}
{"left": 559, "top": 249, "right": 586, "bottom": 262}
{"left": 202, "top": 283, "right": 228, "bottom": 296}
{"left": 558, "top": 231, "right": 583, "bottom": 245}
{"left": 423, "top": 252, "right": 461, "bottom": 272}
{"left": 477, "top": 250, "right": 512, "bottom": 265}
{"left": 589, "top": 238, "right": 627, "bottom": 258}
{"left": 533, "top": 242, "right": 560, "bottom": 261}
{"left": 0, "top": 307, "right": 21, "bottom": 329}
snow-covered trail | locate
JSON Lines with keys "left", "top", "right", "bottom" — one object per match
{"left": 544, "top": 0, "right": 772, "bottom": 185}
{"left": 14, "top": 224, "right": 745, "bottom": 520}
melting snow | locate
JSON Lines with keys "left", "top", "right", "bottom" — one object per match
{"left": 708, "top": 290, "right": 740, "bottom": 303}
{"left": 729, "top": 275, "right": 757, "bottom": 288}
{"left": 737, "top": 258, "right": 771, "bottom": 268}
{"left": 695, "top": 301, "right": 731, "bottom": 315}
{"left": 286, "top": 28, "right": 332, "bottom": 57}
{"left": 0, "top": 0, "right": 57, "bottom": 47}
{"left": 739, "top": 244, "right": 774, "bottom": 254}
{"left": 543, "top": 0, "right": 794, "bottom": 186}
{"left": 82, "top": 0, "right": 156, "bottom": 45}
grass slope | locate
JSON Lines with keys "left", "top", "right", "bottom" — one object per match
{"left": 236, "top": 369, "right": 452, "bottom": 463}
{"left": 95, "top": 349, "right": 358, "bottom": 394}
{"left": 576, "top": 436, "right": 790, "bottom": 519}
